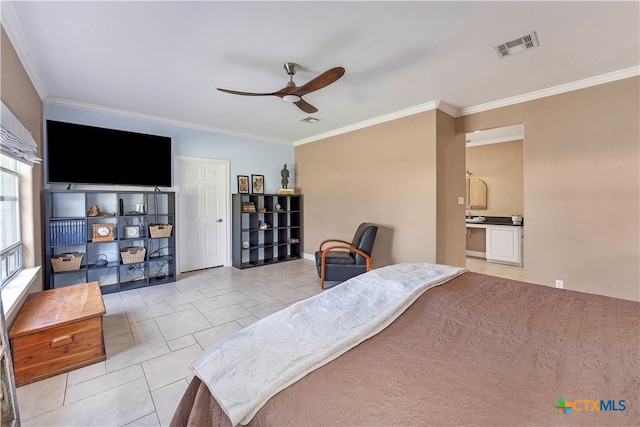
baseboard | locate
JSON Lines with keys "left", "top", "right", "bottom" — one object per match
{"left": 466, "top": 250, "right": 486, "bottom": 259}
{"left": 303, "top": 252, "right": 315, "bottom": 261}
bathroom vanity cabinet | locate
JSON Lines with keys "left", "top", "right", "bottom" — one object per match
{"left": 485, "top": 225, "right": 523, "bottom": 266}
{"left": 466, "top": 222, "right": 523, "bottom": 266}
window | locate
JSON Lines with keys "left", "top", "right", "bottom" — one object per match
{"left": 0, "top": 154, "right": 21, "bottom": 286}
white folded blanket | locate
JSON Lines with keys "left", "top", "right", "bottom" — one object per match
{"left": 193, "top": 262, "right": 467, "bottom": 426}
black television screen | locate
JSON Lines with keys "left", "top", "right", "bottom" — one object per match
{"left": 46, "top": 120, "right": 172, "bottom": 187}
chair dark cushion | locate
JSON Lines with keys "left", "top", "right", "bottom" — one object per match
{"left": 315, "top": 250, "right": 355, "bottom": 267}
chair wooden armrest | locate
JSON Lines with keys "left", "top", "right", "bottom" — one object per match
{"left": 318, "top": 239, "right": 352, "bottom": 251}
{"left": 320, "top": 245, "right": 373, "bottom": 289}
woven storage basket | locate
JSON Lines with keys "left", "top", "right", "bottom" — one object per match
{"left": 120, "top": 246, "right": 146, "bottom": 264}
{"left": 51, "top": 252, "right": 83, "bottom": 272}
{"left": 149, "top": 224, "right": 173, "bottom": 238}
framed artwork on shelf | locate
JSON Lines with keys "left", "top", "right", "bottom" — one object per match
{"left": 237, "top": 175, "right": 249, "bottom": 194}
{"left": 251, "top": 175, "right": 264, "bottom": 194}
{"left": 124, "top": 225, "right": 141, "bottom": 239}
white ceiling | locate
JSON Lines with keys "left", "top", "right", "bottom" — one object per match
{"left": 3, "top": 1, "right": 639, "bottom": 145}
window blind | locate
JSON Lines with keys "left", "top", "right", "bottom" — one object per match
{"left": 0, "top": 101, "right": 41, "bottom": 166}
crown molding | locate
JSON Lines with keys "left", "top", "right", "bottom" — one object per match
{"left": 1, "top": 2, "right": 49, "bottom": 101}
{"left": 459, "top": 66, "right": 640, "bottom": 116}
{"left": 294, "top": 101, "right": 444, "bottom": 146}
{"left": 45, "top": 97, "right": 291, "bottom": 145}
{"left": 435, "top": 100, "right": 459, "bottom": 118}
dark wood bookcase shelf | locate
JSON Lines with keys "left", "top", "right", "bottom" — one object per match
{"left": 232, "top": 193, "right": 302, "bottom": 269}
{"left": 44, "top": 190, "right": 176, "bottom": 294}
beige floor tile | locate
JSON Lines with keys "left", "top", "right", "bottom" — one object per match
{"left": 151, "top": 379, "right": 190, "bottom": 427}
{"left": 466, "top": 256, "right": 524, "bottom": 281}
{"left": 167, "top": 334, "right": 198, "bottom": 351}
{"left": 65, "top": 364, "right": 145, "bottom": 404}
{"left": 236, "top": 315, "right": 260, "bottom": 328}
{"left": 16, "top": 373, "right": 67, "bottom": 420}
{"left": 126, "top": 301, "right": 175, "bottom": 324}
{"left": 123, "top": 412, "right": 161, "bottom": 427}
{"left": 106, "top": 319, "right": 171, "bottom": 372}
{"left": 246, "top": 300, "right": 287, "bottom": 318}
{"left": 22, "top": 377, "right": 154, "bottom": 427}
{"left": 103, "top": 312, "right": 132, "bottom": 338}
{"left": 142, "top": 344, "right": 203, "bottom": 391}
{"left": 67, "top": 361, "right": 106, "bottom": 386}
{"left": 191, "top": 291, "right": 253, "bottom": 312}
{"left": 193, "top": 322, "right": 244, "bottom": 349}
{"left": 201, "top": 304, "right": 252, "bottom": 326}
{"left": 154, "top": 308, "right": 212, "bottom": 341}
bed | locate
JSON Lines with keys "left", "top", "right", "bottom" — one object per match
{"left": 171, "top": 264, "right": 639, "bottom": 426}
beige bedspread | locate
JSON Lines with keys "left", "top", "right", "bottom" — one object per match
{"left": 171, "top": 272, "right": 640, "bottom": 426}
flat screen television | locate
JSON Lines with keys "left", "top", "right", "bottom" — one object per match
{"left": 46, "top": 120, "right": 172, "bottom": 187}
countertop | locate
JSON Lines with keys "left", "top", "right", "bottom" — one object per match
{"left": 466, "top": 216, "right": 523, "bottom": 227}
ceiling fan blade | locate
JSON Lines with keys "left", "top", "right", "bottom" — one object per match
{"left": 293, "top": 67, "right": 345, "bottom": 97}
{"left": 217, "top": 88, "right": 276, "bottom": 97}
{"left": 294, "top": 98, "right": 318, "bottom": 114}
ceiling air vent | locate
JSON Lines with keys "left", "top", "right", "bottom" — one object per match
{"left": 494, "top": 32, "right": 538, "bottom": 58}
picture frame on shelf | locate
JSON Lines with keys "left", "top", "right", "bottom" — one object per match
{"left": 124, "top": 225, "right": 141, "bottom": 239}
{"left": 237, "top": 175, "right": 249, "bottom": 194}
{"left": 251, "top": 174, "right": 264, "bottom": 194}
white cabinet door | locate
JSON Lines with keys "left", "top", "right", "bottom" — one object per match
{"left": 486, "top": 226, "right": 522, "bottom": 266}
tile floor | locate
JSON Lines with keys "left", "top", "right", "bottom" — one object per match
{"left": 464, "top": 256, "right": 524, "bottom": 281}
{"left": 16, "top": 257, "right": 522, "bottom": 426}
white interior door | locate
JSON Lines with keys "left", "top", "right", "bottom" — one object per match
{"left": 176, "top": 156, "right": 228, "bottom": 272}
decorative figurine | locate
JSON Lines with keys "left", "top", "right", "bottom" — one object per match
{"left": 242, "top": 241, "right": 250, "bottom": 249}
{"left": 87, "top": 205, "right": 108, "bottom": 217}
{"left": 281, "top": 163, "right": 289, "bottom": 189}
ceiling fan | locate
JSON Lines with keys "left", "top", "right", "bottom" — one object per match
{"left": 217, "top": 63, "right": 345, "bottom": 113}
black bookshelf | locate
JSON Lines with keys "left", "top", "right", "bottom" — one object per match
{"left": 44, "top": 190, "right": 176, "bottom": 294}
{"left": 232, "top": 193, "right": 302, "bottom": 269}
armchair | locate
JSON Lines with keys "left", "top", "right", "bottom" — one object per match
{"left": 315, "top": 223, "right": 378, "bottom": 289}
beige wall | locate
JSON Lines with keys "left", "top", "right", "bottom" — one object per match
{"left": 1, "top": 27, "right": 44, "bottom": 293}
{"left": 298, "top": 77, "right": 638, "bottom": 301}
{"left": 524, "top": 78, "right": 639, "bottom": 301}
{"left": 457, "top": 77, "right": 639, "bottom": 301}
{"left": 436, "top": 110, "right": 466, "bottom": 266}
{"left": 466, "top": 140, "right": 524, "bottom": 217}
{"left": 296, "top": 110, "right": 439, "bottom": 267}
{"left": 295, "top": 108, "right": 466, "bottom": 269}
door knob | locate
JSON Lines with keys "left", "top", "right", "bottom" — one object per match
{"left": 216, "top": 219, "right": 223, "bottom": 223}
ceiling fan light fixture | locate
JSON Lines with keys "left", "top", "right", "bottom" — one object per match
{"left": 282, "top": 94, "right": 301, "bottom": 103}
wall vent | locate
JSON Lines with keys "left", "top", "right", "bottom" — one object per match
{"left": 495, "top": 32, "right": 538, "bottom": 58}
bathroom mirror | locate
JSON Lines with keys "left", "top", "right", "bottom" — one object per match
{"left": 466, "top": 177, "right": 487, "bottom": 210}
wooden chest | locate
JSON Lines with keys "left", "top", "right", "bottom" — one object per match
{"left": 9, "top": 282, "right": 106, "bottom": 387}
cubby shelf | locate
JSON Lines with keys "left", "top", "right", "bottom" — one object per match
{"left": 232, "top": 193, "right": 302, "bottom": 269}
{"left": 44, "top": 190, "right": 176, "bottom": 294}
